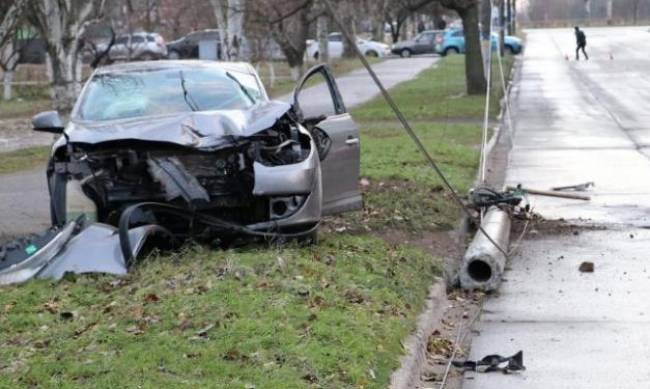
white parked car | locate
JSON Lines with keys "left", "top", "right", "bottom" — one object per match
{"left": 306, "top": 33, "right": 390, "bottom": 60}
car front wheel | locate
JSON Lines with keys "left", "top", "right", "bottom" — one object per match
{"left": 365, "top": 50, "right": 379, "bottom": 57}
{"left": 443, "top": 47, "right": 459, "bottom": 56}
{"left": 400, "top": 49, "right": 412, "bottom": 58}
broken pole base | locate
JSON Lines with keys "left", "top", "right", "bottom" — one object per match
{"left": 460, "top": 207, "right": 511, "bottom": 291}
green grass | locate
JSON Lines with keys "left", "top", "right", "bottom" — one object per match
{"left": 352, "top": 55, "right": 514, "bottom": 122}
{"left": 0, "top": 146, "right": 50, "bottom": 175}
{"left": 0, "top": 53, "right": 516, "bottom": 388}
{"left": 0, "top": 98, "right": 51, "bottom": 120}
{"left": 0, "top": 235, "right": 439, "bottom": 388}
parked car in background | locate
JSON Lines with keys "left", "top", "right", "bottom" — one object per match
{"left": 306, "top": 32, "right": 390, "bottom": 60}
{"left": 391, "top": 30, "right": 444, "bottom": 58}
{"left": 436, "top": 28, "right": 523, "bottom": 56}
{"left": 96, "top": 32, "right": 167, "bottom": 61}
{"left": 166, "top": 29, "right": 221, "bottom": 59}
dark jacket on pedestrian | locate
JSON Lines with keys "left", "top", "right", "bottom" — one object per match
{"left": 575, "top": 29, "right": 587, "bottom": 47}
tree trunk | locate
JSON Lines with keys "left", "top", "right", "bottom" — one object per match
{"left": 480, "top": 0, "right": 491, "bottom": 79}
{"left": 342, "top": 2, "right": 356, "bottom": 58}
{"left": 227, "top": 0, "right": 244, "bottom": 60}
{"left": 459, "top": 5, "right": 486, "bottom": 95}
{"left": 317, "top": 13, "right": 329, "bottom": 62}
{"left": 210, "top": 0, "right": 230, "bottom": 59}
{"left": 2, "top": 71, "right": 13, "bottom": 100}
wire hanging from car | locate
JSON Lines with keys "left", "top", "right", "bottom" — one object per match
{"left": 321, "top": 0, "right": 509, "bottom": 259}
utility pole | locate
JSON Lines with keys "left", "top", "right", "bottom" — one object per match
{"left": 506, "top": 0, "right": 512, "bottom": 35}
{"left": 480, "top": 0, "right": 492, "bottom": 79}
{"left": 498, "top": 0, "right": 505, "bottom": 56}
{"left": 512, "top": 0, "right": 516, "bottom": 34}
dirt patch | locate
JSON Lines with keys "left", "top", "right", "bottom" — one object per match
{"left": 415, "top": 290, "right": 485, "bottom": 389}
{"left": 514, "top": 218, "right": 608, "bottom": 240}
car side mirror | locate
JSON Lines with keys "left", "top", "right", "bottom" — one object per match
{"left": 32, "top": 111, "right": 64, "bottom": 134}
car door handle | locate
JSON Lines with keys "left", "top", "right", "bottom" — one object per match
{"left": 345, "top": 137, "right": 359, "bottom": 145}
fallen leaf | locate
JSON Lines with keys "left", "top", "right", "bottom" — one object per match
{"left": 579, "top": 261, "right": 595, "bottom": 273}
{"left": 144, "top": 294, "right": 160, "bottom": 303}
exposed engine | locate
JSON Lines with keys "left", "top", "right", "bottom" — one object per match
{"left": 52, "top": 118, "right": 313, "bottom": 228}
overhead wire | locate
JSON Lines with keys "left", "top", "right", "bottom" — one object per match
{"left": 321, "top": 0, "right": 510, "bottom": 259}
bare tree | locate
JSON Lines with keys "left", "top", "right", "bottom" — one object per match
{"left": 0, "top": 0, "right": 28, "bottom": 100}
{"left": 384, "top": 0, "right": 439, "bottom": 43}
{"left": 439, "top": 0, "right": 487, "bottom": 94}
{"left": 29, "top": 0, "right": 106, "bottom": 111}
{"left": 246, "top": 0, "right": 315, "bottom": 81}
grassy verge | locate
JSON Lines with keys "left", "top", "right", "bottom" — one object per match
{"left": 0, "top": 146, "right": 50, "bottom": 175}
{"left": 352, "top": 55, "right": 513, "bottom": 122}
{"left": 0, "top": 99, "right": 52, "bottom": 120}
{"left": 0, "top": 54, "right": 515, "bottom": 388}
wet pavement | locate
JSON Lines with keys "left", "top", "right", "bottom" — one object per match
{"left": 464, "top": 26, "right": 650, "bottom": 388}
{"left": 0, "top": 57, "right": 437, "bottom": 239}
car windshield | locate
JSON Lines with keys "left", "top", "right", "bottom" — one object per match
{"left": 77, "top": 67, "right": 258, "bottom": 121}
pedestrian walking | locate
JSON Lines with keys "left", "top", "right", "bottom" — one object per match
{"left": 575, "top": 26, "right": 589, "bottom": 60}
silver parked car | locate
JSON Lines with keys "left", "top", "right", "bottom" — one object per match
{"left": 98, "top": 32, "right": 168, "bottom": 61}
{"left": 26, "top": 61, "right": 360, "bottom": 267}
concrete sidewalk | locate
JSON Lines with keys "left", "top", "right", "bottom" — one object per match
{"left": 0, "top": 56, "right": 438, "bottom": 239}
{"left": 464, "top": 26, "right": 650, "bottom": 389}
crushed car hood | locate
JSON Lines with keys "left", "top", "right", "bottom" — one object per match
{"left": 63, "top": 100, "right": 293, "bottom": 150}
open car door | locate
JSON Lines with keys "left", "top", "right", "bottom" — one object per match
{"left": 292, "top": 64, "right": 362, "bottom": 216}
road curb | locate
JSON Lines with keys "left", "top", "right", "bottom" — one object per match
{"left": 389, "top": 279, "right": 446, "bottom": 389}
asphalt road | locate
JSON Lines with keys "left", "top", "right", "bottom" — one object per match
{"left": 0, "top": 56, "right": 438, "bottom": 239}
{"left": 464, "top": 26, "right": 650, "bottom": 388}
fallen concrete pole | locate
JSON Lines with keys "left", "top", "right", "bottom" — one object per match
{"left": 460, "top": 207, "right": 511, "bottom": 291}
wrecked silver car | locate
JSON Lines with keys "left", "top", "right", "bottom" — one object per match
{"left": 0, "top": 61, "right": 361, "bottom": 284}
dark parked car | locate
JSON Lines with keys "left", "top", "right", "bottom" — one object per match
{"left": 166, "top": 29, "right": 222, "bottom": 59}
{"left": 391, "top": 30, "right": 444, "bottom": 58}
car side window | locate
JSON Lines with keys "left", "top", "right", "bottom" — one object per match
{"left": 452, "top": 30, "right": 463, "bottom": 37}
{"left": 146, "top": 36, "right": 155, "bottom": 42}
{"left": 115, "top": 36, "right": 128, "bottom": 45}
{"left": 329, "top": 34, "right": 342, "bottom": 42}
{"left": 131, "top": 36, "right": 145, "bottom": 43}
{"left": 294, "top": 65, "right": 346, "bottom": 122}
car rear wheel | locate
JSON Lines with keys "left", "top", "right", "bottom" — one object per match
{"left": 313, "top": 52, "right": 319, "bottom": 61}
{"left": 168, "top": 50, "right": 180, "bottom": 59}
{"left": 365, "top": 50, "right": 379, "bottom": 57}
{"left": 505, "top": 45, "right": 519, "bottom": 55}
{"left": 400, "top": 49, "right": 412, "bottom": 58}
{"left": 138, "top": 52, "right": 155, "bottom": 61}
{"left": 443, "top": 47, "right": 459, "bottom": 56}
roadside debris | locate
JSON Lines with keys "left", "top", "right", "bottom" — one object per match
{"left": 579, "top": 261, "right": 595, "bottom": 273}
{"left": 452, "top": 350, "right": 525, "bottom": 374}
{"left": 552, "top": 181, "right": 594, "bottom": 192}
{"left": 506, "top": 184, "right": 591, "bottom": 201}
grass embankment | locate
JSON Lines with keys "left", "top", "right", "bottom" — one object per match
{"left": 0, "top": 54, "right": 514, "bottom": 388}
{"left": 0, "top": 146, "right": 50, "bottom": 175}
{"left": 350, "top": 54, "right": 514, "bottom": 232}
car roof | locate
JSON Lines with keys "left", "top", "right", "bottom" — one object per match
{"left": 93, "top": 60, "right": 256, "bottom": 76}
